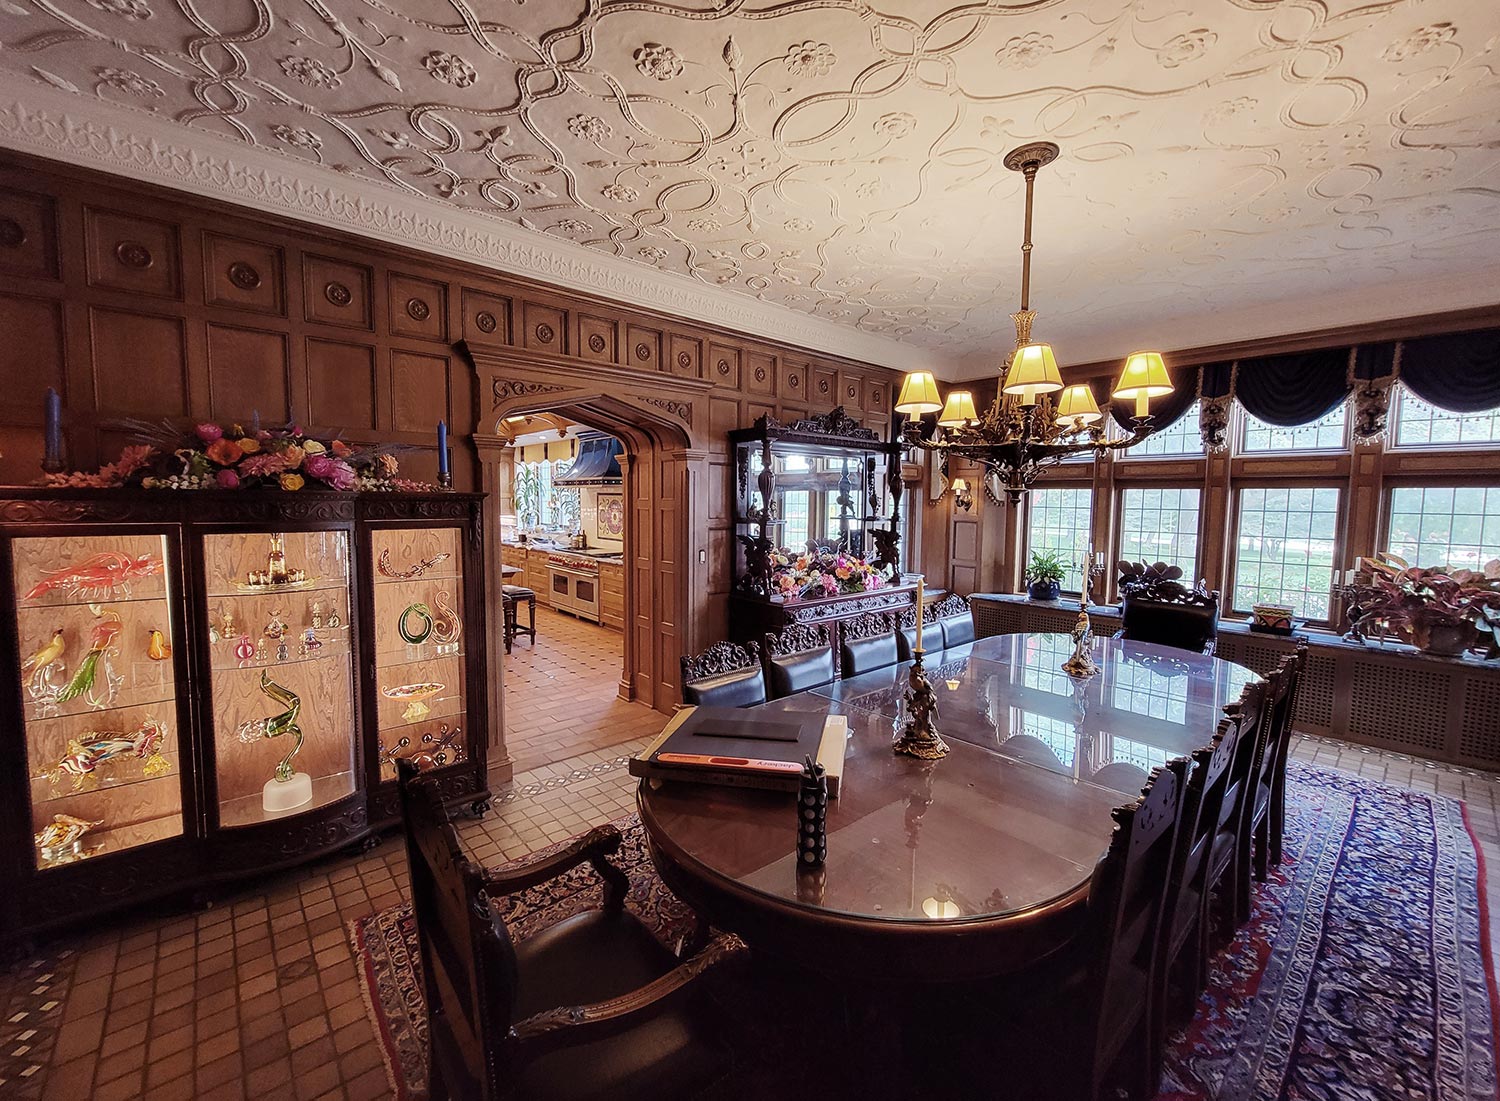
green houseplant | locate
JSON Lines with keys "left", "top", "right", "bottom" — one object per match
{"left": 1026, "top": 549, "right": 1068, "bottom": 602}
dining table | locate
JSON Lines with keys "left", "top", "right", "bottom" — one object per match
{"left": 638, "top": 631, "right": 1259, "bottom": 983}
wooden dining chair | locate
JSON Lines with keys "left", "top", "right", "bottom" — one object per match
{"left": 1248, "top": 643, "right": 1307, "bottom": 880}
{"left": 394, "top": 760, "right": 744, "bottom": 1101}
{"left": 839, "top": 611, "right": 899, "bottom": 678}
{"left": 1203, "top": 678, "right": 1269, "bottom": 936}
{"left": 945, "top": 759, "right": 1189, "bottom": 1101}
{"left": 1151, "top": 711, "right": 1248, "bottom": 1073}
{"left": 680, "top": 640, "right": 766, "bottom": 708}
{"left": 762, "top": 622, "right": 836, "bottom": 699}
{"left": 930, "top": 593, "right": 976, "bottom": 649}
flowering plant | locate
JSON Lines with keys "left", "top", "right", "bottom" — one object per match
{"left": 769, "top": 547, "right": 887, "bottom": 602}
{"left": 42, "top": 420, "right": 433, "bottom": 493}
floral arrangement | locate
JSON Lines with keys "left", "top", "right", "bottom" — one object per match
{"left": 42, "top": 421, "right": 432, "bottom": 493}
{"left": 769, "top": 547, "right": 887, "bottom": 601}
{"left": 1355, "top": 555, "right": 1500, "bottom": 658}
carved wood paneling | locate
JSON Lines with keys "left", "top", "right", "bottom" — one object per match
{"left": 206, "top": 324, "right": 291, "bottom": 423}
{"left": 84, "top": 206, "right": 181, "bottom": 299}
{"left": 90, "top": 307, "right": 188, "bottom": 417}
{"left": 745, "top": 351, "right": 776, "bottom": 397}
{"left": 303, "top": 254, "right": 372, "bottom": 329}
{"left": 389, "top": 271, "right": 448, "bottom": 342}
{"left": 0, "top": 187, "right": 58, "bottom": 280}
{"left": 523, "top": 302, "right": 566, "bottom": 353}
{"left": 307, "top": 338, "right": 378, "bottom": 431}
{"left": 627, "top": 324, "right": 661, "bottom": 372}
{"left": 578, "top": 313, "right": 618, "bottom": 363}
{"left": 668, "top": 334, "right": 701, "bottom": 380}
{"left": 708, "top": 343, "right": 741, "bottom": 391}
{"left": 0, "top": 294, "right": 65, "bottom": 416}
{"left": 461, "top": 289, "right": 511, "bottom": 344}
{"left": 391, "top": 350, "right": 450, "bottom": 432}
{"left": 204, "top": 233, "right": 285, "bottom": 316}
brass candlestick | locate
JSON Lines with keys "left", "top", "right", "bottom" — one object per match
{"left": 893, "top": 650, "right": 949, "bottom": 759}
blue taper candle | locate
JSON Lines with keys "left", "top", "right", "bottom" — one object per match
{"left": 437, "top": 420, "right": 449, "bottom": 476}
{"left": 43, "top": 387, "right": 62, "bottom": 469}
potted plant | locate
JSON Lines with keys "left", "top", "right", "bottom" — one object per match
{"left": 1355, "top": 557, "right": 1500, "bottom": 657}
{"left": 1026, "top": 549, "right": 1067, "bottom": 602}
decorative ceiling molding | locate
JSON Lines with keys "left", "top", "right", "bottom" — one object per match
{"left": 1, "top": 0, "right": 1498, "bottom": 379}
{"left": 0, "top": 81, "right": 952, "bottom": 377}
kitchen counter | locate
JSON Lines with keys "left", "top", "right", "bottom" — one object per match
{"left": 500, "top": 542, "right": 624, "bottom": 632}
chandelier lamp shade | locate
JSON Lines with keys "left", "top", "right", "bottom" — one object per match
{"left": 895, "top": 142, "right": 1173, "bottom": 503}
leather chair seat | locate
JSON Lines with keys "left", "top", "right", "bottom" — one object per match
{"left": 513, "top": 909, "right": 678, "bottom": 1021}
{"left": 683, "top": 666, "right": 766, "bottom": 709}
{"left": 502, "top": 584, "right": 536, "bottom": 599}
{"left": 513, "top": 913, "right": 724, "bottom": 1101}
{"left": 766, "top": 648, "right": 836, "bottom": 699}
{"left": 842, "top": 633, "right": 898, "bottom": 678}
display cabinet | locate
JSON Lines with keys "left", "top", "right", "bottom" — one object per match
{"left": 0, "top": 489, "right": 489, "bottom": 938}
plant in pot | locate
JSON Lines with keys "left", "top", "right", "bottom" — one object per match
{"left": 1355, "top": 558, "right": 1500, "bottom": 657}
{"left": 1026, "top": 549, "right": 1067, "bottom": 601}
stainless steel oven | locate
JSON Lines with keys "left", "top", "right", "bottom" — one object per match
{"left": 547, "top": 554, "right": 600, "bottom": 623}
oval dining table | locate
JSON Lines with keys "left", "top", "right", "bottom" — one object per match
{"left": 638, "top": 631, "right": 1259, "bottom": 984}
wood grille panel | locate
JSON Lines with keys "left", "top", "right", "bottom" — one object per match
{"left": 1296, "top": 652, "right": 1337, "bottom": 733}
{"left": 1349, "top": 662, "right": 1451, "bottom": 753}
{"left": 1459, "top": 679, "right": 1500, "bottom": 763}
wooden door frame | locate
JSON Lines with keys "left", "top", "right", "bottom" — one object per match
{"left": 461, "top": 341, "right": 713, "bottom": 782}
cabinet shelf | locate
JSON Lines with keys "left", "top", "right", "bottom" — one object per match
{"left": 30, "top": 760, "right": 181, "bottom": 806}
{"left": 34, "top": 814, "right": 184, "bottom": 871}
{"left": 374, "top": 647, "right": 465, "bottom": 668}
{"left": 19, "top": 592, "right": 172, "bottom": 612}
{"left": 205, "top": 579, "right": 349, "bottom": 601}
{"left": 373, "top": 572, "right": 463, "bottom": 586}
{"left": 210, "top": 643, "right": 352, "bottom": 673}
{"left": 24, "top": 693, "right": 179, "bottom": 723}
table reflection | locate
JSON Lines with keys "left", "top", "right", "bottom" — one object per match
{"left": 815, "top": 632, "right": 1258, "bottom": 796}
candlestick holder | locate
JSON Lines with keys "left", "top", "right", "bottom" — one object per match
{"left": 437, "top": 471, "right": 453, "bottom": 490}
{"left": 1062, "top": 565, "right": 1102, "bottom": 679}
{"left": 893, "top": 650, "right": 949, "bottom": 759}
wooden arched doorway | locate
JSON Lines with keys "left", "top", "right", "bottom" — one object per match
{"left": 462, "top": 342, "right": 714, "bottom": 781}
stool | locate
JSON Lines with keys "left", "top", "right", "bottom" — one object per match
{"left": 501, "top": 585, "right": 536, "bottom": 653}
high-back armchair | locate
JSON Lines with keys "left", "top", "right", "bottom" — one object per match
{"left": 395, "top": 760, "right": 742, "bottom": 1100}
{"left": 762, "top": 622, "right": 836, "bottom": 699}
{"left": 681, "top": 640, "right": 766, "bottom": 708}
{"left": 840, "top": 611, "right": 899, "bottom": 678}
{"left": 1116, "top": 563, "right": 1220, "bottom": 655}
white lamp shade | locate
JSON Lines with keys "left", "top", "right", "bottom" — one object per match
{"left": 1112, "top": 351, "right": 1173, "bottom": 400}
{"left": 937, "top": 390, "right": 979, "bottom": 427}
{"left": 1054, "top": 384, "right": 1102, "bottom": 425}
{"left": 1003, "top": 343, "right": 1064, "bottom": 398}
{"left": 895, "top": 371, "right": 943, "bottom": 415}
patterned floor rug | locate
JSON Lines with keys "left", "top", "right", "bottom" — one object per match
{"left": 351, "top": 764, "right": 1499, "bottom": 1100}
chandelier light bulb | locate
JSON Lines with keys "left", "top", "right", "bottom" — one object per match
{"left": 1112, "top": 352, "right": 1173, "bottom": 419}
{"left": 1003, "top": 343, "right": 1063, "bottom": 404}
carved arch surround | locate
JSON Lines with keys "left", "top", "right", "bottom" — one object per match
{"left": 463, "top": 342, "right": 712, "bottom": 751}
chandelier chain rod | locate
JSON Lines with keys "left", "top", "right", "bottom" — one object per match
{"left": 1019, "top": 162, "right": 1038, "bottom": 313}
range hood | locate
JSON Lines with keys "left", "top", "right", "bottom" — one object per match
{"left": 553, "top": 435, "right": 622, "bottom": 486}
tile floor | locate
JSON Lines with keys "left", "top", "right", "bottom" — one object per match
{"left": 498, "top": 605, "right": 664, "bottom": 773}
{"left": 4, "top": 639, "right": 1500, "bottom": 1100}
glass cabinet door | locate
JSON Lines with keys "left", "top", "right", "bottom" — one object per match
{"left": 369, "top": 527, "right": 467, "bottom": 782}
{"left": 203, "top": 530, "right": 357, "bottom": 826}
{"left": 12, "top": 532, "right": 184, "bottom": 869}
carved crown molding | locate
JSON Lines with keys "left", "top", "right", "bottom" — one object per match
{"left": 0, "top": 83, "right": 955, "bottom": 378}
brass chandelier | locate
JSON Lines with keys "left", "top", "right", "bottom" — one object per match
{"left": 896, "top": 142, "right": 1174, "bottom": 503}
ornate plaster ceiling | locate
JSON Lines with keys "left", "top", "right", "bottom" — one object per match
{"left": 0, "top": 0, "right": 1497, "bottom": 379}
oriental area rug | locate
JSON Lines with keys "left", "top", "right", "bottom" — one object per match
{"left": 351, "top": 765, "right": 1500, "bottom": 1101}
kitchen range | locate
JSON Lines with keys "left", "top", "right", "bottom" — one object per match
{"left": 547, "top": 552, "right": 601, "bottom": 623}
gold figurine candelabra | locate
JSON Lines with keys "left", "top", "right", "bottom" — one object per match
{"left": 893, "top": 580, "right": 949, "bottom": 759}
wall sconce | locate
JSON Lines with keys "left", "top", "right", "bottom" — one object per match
{"left": 951, "top": 477, "right": 973, "bottom": 512}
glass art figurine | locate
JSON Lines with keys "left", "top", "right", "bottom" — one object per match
{"left": 235, "top": 671, "right": 314, "bottom": 812}
{"left": 56, "top": 609, "right": 123, "bottom": 708}
{"left": 432, "top": 589, "right": 463, "bottom": 649}
{"left": 377, "top": 549, "right": 451, "bottom": 581}
{"left": 35, "top": 813, "right": 104, "bottom": 866}
{"left": 146, "top": 628, "right": 172, "bottom": 661}
{"left": 22, "top": 627, "right": 66, "bottom": 699}
{"left": 24, "top": 551, "right": 162, "bottom": 602}
{"left": 46, "top": 717, "right": 171, "bottom": 790}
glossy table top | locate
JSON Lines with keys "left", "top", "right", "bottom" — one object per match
{"left": 638, "top": 633, "right": 1257, "bottom": 932}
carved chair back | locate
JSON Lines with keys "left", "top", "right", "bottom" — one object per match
{"left": 894, "top": 598, "right": 945, "bottom": 661}
{"left": 396, "top": 760, "right": 517, "bottom": 1100}
{"left": 1083, "top": 757, "right": 1189, "bottom": 1094}
{"left": 840, "top": 611, "right": 899, "bottom": 678}
{"left": 762, "top": 621, "right": 836, "bottom": 699}
{"left": 680, "top": 640, "right": 766, "bottom": 708}
{"left": 1120, "top": 590, "right": 1220, "bottom": 654}
{"left": 1217, "top": 679, "right": 1267, "bottom": 840}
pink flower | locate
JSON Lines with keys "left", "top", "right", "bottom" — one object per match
{"left": 196, "top": 423, "right": 223, "bottom": 443}
{"left": 304, "top": 453, "right": 357, "bottom": 490}
{"left": 215, "top": 469, "right": 240, "bottom": 489}
{"left": 239, "top": 451, "right": 290, "bottom": 478}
